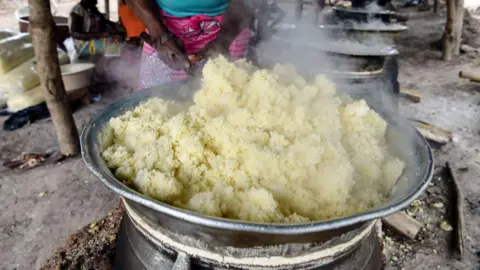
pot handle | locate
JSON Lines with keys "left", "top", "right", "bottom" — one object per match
{"left": 172, "top": 251, "right": 191, "bottom": 270}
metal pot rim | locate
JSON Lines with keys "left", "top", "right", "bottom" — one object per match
{"left": 81, "top": 83, "right": 434, "bottom": 235}
{"left": 332, "top": 6, "right": 397, "bottom": 15}
{"left": 317, "top": 24, "right": 408, "bottom": 33}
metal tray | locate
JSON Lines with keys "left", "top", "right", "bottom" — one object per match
{"left": 269, "top": 33, "right": 399, "bottom": 57}
{"left": 318, "top": 23, "right": 408, "bottom": 33}
{"left": 81, "top": 83, "right": 433, "bottom": 247}
{"left": 317, "top": 24, "right": 407, "bottom": 46}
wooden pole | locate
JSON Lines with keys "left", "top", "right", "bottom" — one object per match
{"left": 442, "top": 0, "right": 456, "bottom": 60}
{"left": 442, "top": 0, "right": 465, "bottom": 60}
{"left": 433, "top": 0, "right": 439, "bottom": 14}
{"left": 295, "top": 0, "right": 304, "bottom": 20}
{"left": 28, "top": 0, "right": 80, "bottom": 156}
{"left": 446, "top": 162, "right": 465, "bottom": 260}
{"left": 454, "top": 0, "right": 465, "bottom": 55}
{"left": 105, "top": 0, "right": 110, "bottom": 20}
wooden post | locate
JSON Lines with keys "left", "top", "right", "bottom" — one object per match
{"left": 295, "top": 0, "right": 304, "bottom": 20}
{"left": 105, "top": 0, "right": 110, "bottom": 20}
{"left": 443, "top": 0, "right": 456, "bottom": 60}
{"left": 454, "top": 0, "right": 464, "bottom": 55}
{"left": 28, "top": 0, "right": 80, "bottom": 156}
{"left": 433, "top": 0, "right": 439, "bottom": 14}
{"left": 442, "top": 0, "right": 465, "bottom": 60}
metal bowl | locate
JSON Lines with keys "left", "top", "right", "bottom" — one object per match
{"left": 317, "top": 23, "right": 408, "bottom": 45}
{"left": 317, "top": 23, "right": 408, "bottom": 34}
{"left": 269, "top": 32, "right": 399, "bottom": 57}
{"left": 81, "top": 83, "right": 433, "bottom": 247}
{"left": 332, "top": 6, "right": 395, "bottom": 23}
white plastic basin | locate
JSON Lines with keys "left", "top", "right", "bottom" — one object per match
{"left": 60, "top": 63, "right": 95, "bottom": 92}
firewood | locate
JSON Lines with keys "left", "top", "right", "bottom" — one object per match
{"left": 400, "top": 88, "right": 423, "bottom": 103}
{"left": 459, "top": 70, "right": 480, "bottom": 83}
{"left": 411, "top": 120, "right": 452, "bottom": 144}
{"left": 446, "top": 162, "right": 465, "bottom": 260}
{"left": 381, "top": 212, "right": 422, "bottom": 239}
{"left": 460, "top": 44, "right": 478, "bottom": 53}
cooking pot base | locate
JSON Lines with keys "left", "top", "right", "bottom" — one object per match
{"left": 114, "top": 214, "right": 383, "bottom": 270}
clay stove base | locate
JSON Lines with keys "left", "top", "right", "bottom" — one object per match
{"left": 114, "top": 214, "right": 383, "bottom": 270}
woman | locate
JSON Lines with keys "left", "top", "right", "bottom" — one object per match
{"left": 118, "top": 0, "right": 146, "bottom": 88}
{"left": 124, "top": 0, "right": 253, "bottom": 88}
{"left": 69, "top": 0, "right": 125, "bottom": 58}
{"left": 295, "top": 0, "right": 325, "bottom": 24}
{"left": 118, "top": 0, "right": 146, "bottom": 43}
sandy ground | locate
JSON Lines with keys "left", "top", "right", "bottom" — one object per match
{"left": 383, "top": 9, "right": 480, "bottom": 269}
{"left": 0, "top": 0, "right": 479, "bottom": 269}
{"left": 0, "top": 98, "right": 127, "bottom": 269}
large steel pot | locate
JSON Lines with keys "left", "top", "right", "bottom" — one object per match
{"left": 250, "top": 39, "right": 400, "bottom": 111}
{"left": 81, "top": 82, "right": 433, "bottom": 248}
{"left": 269, "top": 31, "right": 399, "bottom": 58}
{"left": 317, "top": 23, "right": 408, "bottom": 46}
{"left": 115, "top": 206, "right": 382, "bottom": 269}
{"left": 332, "top": 6, "right": 395, "bottom": 23}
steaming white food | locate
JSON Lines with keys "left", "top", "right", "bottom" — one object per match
{"left": 101, "top": 56, "right": 405, "bottom": 223}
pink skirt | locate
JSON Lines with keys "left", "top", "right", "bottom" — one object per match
{"left": 138, "top": 11, "right": 250, "bottom": 89}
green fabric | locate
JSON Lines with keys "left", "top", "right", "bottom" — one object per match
{"left": 155, "top": 0, "right": 229, "bottom": 17}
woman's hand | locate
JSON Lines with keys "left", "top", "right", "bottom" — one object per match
{"left": 140, "top": 32, "right": 190, "bottom": 71}
{"left": 192, "top": 0, "right": 254, "bottom": 62}
{"left": 193, "top": 38, "right": 229, "bottom": 61}
{"left": 125, "top": 0, "right": 189, "bottom": 70}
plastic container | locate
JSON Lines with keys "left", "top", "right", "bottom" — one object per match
{"left": 60, "top": 63, "right": 96, "bottom": 92}
{"left": 15, "top": 7, "right": 70, "bottom": 44}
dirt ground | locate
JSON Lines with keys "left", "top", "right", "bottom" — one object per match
{"left": 383, "top": 9, "right": 480, "bottom": 270}
{"left": 0, "top": 0, "right": 479, "bottom": 269}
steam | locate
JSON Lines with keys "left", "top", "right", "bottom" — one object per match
{"left": 251, "top": 4, "right": 425, "bottom": 202}
{"left": 88, "top": 1, "right": 426, "bottom": 204}
{"left": 365, "top": 1, "right": 384, "bottom": 13}
{"left": 255, "top": 5, "right": 427, "bottom": 195}
{"left": 85, "top": 1, "right": 403, "bottom": 113}
{"left": 250, "top": 1, "right": 406, "bottom": 110}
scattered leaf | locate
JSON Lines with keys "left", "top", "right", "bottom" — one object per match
{"left": 432, "top": 202, "right": 444, "bottom": 209}
{"left": 440, "top": 221, "right": 453, "bottom": 232}
{"left": 411, "top": 200, "right": 422, "bottom": 207}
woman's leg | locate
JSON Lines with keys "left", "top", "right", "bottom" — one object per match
{"left": 295, "top": 0, "right": 304, "bottom": 20}
{"left": 314, "top": 0, "right": 326, "bottom": 24}
{"left": 229, "top": 28, "right": 250, "bottom": 60}
{"left": 138, "top": 42, "right": 176, "bottom": 90}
